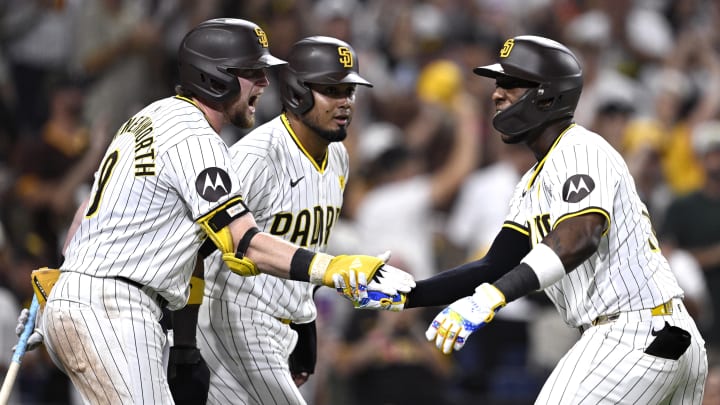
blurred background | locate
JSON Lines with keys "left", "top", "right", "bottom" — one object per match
{"left": 1, "top": 0, "right": 720, "bottom": 404}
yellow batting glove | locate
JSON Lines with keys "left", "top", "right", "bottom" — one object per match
{"left": 309, "top": 253, "right": 415, "bottom": 295}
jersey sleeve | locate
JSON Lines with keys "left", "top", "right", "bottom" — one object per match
{"left": 160, "top": 134, "right": 244, "bottom": 220}
{"left": 546, "top": 144, "right": 617, "bottom": 233}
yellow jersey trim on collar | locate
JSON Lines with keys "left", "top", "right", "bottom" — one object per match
{"left": 174, "top": 95, "right": 201, "bottom": 109}
{"left": 280, "top": 113, "right": 328, "bottom": 173}
{"left": 174, "top": 95, "right": 215, "bottom": 132}
{"left": 525, "top": 123, "right": 576, "bottom": 192}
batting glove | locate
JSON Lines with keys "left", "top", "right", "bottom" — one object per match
{"left": 425, "top": 283, "right": 505, "bottom": 354}
{"left": 312, "top": 251, "right": 415, "bottom": 296}
{"left": 333, "top": 270, "right": 407, "bottom": 311}
{"left": 14, "top": 308, "right": 43, "bottom": 352}
{"left": 167, "top": 346, "right": 210, "bottom": 405}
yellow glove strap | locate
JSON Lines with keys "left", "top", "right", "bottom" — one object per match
{"left": 223, "top": 253, "right": 260, "bottom": 276}
{"left": 198, "top": 223, "right": 234, "bottom": 255}
{"left": 310, "top": 254, "right": 384, "bottom": 287}
{"left": 196, "top": 197, "right": 248, "bottom": 255}
{"left": 187, "top": 276, "right": 205, "bottom": 305}
{"left": 32, "top": 267, "right": 61, "bottom": 309}
{"left": 476, "top": 283, "right": 507, "bottom": 323}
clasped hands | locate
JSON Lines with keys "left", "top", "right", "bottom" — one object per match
{"left": 332, "top": 251, "right": 409, "bottom": 312}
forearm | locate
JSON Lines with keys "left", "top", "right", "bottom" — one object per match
{"left": 406, "top": 226, "right": 528, "bottom": 308}
{"left": 406, "top": 260, "right": 500, "bottom": 308}
{"left": 220, "top": 210, "right": 410, "bottom": 293}
{"left": 243, "top": 232, "right": 304, "bottom": 280}
{"left": 493, "top": 214, "right": 604, "bottom": 302}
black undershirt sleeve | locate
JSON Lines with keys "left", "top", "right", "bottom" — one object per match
{"left": 405, "top": 226, "right": 530, "bottom": 308}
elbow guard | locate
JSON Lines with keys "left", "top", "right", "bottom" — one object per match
{"left": 196, "top": 197, "right": 259, "bottom": 276}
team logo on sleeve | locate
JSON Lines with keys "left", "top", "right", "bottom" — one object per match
{"left": 562, "top": 174, "right": 595, "bottom": 203}
{"left": 196, "top": 167, "right": 232, "bottom": 202}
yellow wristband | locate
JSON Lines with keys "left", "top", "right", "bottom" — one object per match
{"left": 187, "top": 276, "right": 205, "bottom": 305}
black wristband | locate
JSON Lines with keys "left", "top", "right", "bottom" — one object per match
{"left": 236, "top": 226, "right": 260, "bottom": 257}
{"left": 493, "top": 262, "right": 540, "bottom": 303}
{"left": 290, "top": 248, "right": 314, "bottom": 282}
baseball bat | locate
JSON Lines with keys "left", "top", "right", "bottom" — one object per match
{"left": 0, "top": 296, "right": 39, "bottom": 405}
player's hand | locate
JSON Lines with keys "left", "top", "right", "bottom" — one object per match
{"left": 289, "top": 321, "right": 316, "bottom": 387}
{"left": 14, "top": 308, "right": 43, "bottom": 352}
{"left": 334, "top": 270, "right": 406, "bottom": 311}
{"left": 167, "top": 346, "right": 210, "bottom": 405}
{"left": 313, "top": 252, "right": 415, "bottom": 295}
{"left": 425, "top": 283, "right": 505, "bottom": 354}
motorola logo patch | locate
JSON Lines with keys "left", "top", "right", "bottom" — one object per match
{"left": 196, "top": 167, "right": 232, "bottom": 202}
{"left": 562, "top": 174, "right": 595, "bottom": 203}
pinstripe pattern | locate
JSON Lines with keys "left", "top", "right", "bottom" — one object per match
{"left": 43, "top": 272, "right": 171, "bottom": 404}
{"left": 198, "top": 298, "right": 302, "bottom": 405}
{"left": 42, "top": 95, "right": 245, "bottom": 404}
{"left": 504, "top": 124, "right": 707, "bottom": 403}
{"left": 61, "top": 96, "right": 243, "bottom": 310}
{"left": 199, "top": 114, "right": 347, "bottom": 404}
{"left": 536, "top": 300, "right": 707, "bottom": 404}
{"left": 505, "top": 125, "right": 683, "bottom": 326}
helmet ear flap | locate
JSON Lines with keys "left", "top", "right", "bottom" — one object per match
{"left": 280, "top": 66, "right": 314, "bottom": 115}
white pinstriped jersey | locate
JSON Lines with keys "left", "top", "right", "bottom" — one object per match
{"left": 61, "top": 96, "right": 244, "bottom": 310}
{"left": 203, "top": 113, "right": 348, "bottom": 322}
{"left": 504, "top": 124, "right": 683, "bottom": 327}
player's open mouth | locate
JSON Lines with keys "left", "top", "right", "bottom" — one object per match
{"left": 334, "top": 115, "right": 349, "bottom": 125}
{"left": 249, "top": 94, "right": 261, "bottom": 107}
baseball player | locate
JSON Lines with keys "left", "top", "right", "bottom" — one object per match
{"left": 33, "top": 19, "right": 413, "bottom": 405}
{"left": 340, "top": 36, "right": 708, "bottom": 404}
{"left": 193, "top": 36, "right": 372, "bottom": 405}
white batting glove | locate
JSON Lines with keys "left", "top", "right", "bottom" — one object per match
{"left": 367, "top": 264, "right": 415, "bottom": 295}
{"left": 14, "top": 308, "right": 44, "bottom": 351}
{"left": 365, "top": 250, "right": 415, "bottom": 295}
{"left": 333, "top": 270, "right": 407, "bottom": 311}
{"left": 425, "top": 283, "right": 505, "bottom": 354}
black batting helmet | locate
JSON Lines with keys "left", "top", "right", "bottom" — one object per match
{"left": 280, "top": 36, "right": 373, "bottom": 115}
{"left": 474, "top": 35, "right": 583, "bottom": 139}
{"left": 178, "top": 18, "right": 286, "bottom": 102}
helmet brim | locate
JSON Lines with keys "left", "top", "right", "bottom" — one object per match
{"left": 256, "top": 53, "right": 288, "bottom": 68}
{"left": 473, "top": 63, "right": 505, "bottom": 78}
{"left": 339, "top": 71, "right": 373, "bottom": 87}
{"left": 302, "top": 70, "right": 373, "bottom": 87}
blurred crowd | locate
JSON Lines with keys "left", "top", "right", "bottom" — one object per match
{"left": 1, "top": 0, "right": 720, "bottom": 404}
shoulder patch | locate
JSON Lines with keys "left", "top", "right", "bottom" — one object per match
{"left": 562, "top": 174, "right": 595, "bottom": 203}
{"left": 196, "top": 167, "right": 232, "bottom": 202}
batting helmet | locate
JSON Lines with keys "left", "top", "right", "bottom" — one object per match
{"left": 178, "top": 18, "right": 286, "bottom": 103}
{"left": 280, "top": 36, "right": 373, "bottom": 115}
{"left": 474, "top": 35, "right": 583, "bottom": 139}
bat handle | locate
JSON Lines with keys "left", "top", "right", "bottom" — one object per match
{"left": 0, "top": 296, "right": 40, "bottom": 405}
{"left": 12, "top": 296, "right": 39, "bottom": 364}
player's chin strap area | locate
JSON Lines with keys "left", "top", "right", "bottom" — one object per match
{"left": 196, "top": 197, "right": 260, "bottom": 276}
